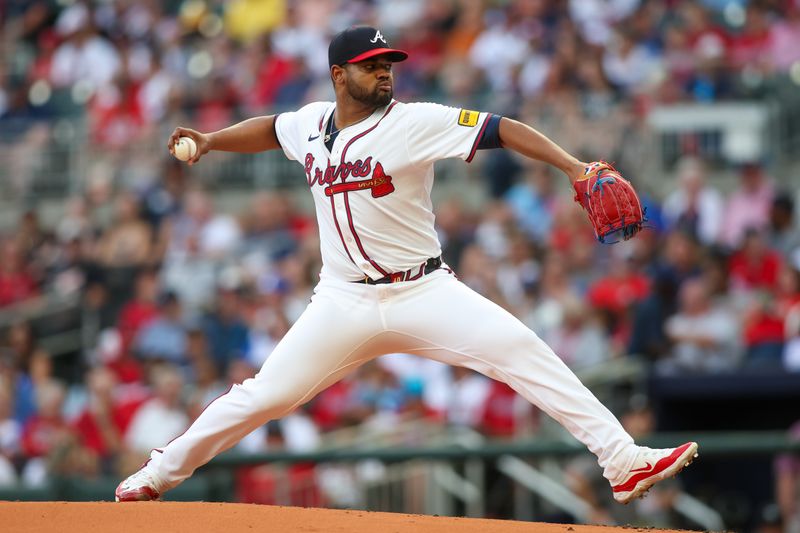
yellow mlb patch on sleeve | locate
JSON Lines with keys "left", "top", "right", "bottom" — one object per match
{"left": 458, "top": 109, "right": 479, "bottom": 127}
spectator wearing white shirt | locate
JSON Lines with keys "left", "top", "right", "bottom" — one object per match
{"left": 569, "top": 0, "right": 640, "bottom": 46}
{"left": 0, "top": 383, "right": 20, "bottom": 486}
{"left": 124, "top": 365, "right": 189, "bottom": 454}
{"left": 602, "top": 29, "right": 661, "bottom": 94}
{"left": 160, "top": 189, "right": 242, "bottom": 311}
{"left": 662, "top": 156, "right": 723, "bottom": 246}
{"left": 661, "top": 278, "right": 740, "bottom": 374}
{"left": 445, "top": 366, "right": 491, "bottom": 429}
{"left": 469, "top": 12, "right": 530, "bottom": 93}
{"left": 50, "top": 3, "right": 121, "bottom": 91}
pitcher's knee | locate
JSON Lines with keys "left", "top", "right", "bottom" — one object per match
{"left": 497, "top": 329, "right": 542, "bottom": 357}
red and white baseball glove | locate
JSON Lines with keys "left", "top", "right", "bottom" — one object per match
{"left": 573, "top": 161, "right": 645, "bottom": 244}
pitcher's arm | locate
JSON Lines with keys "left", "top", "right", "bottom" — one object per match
{"left": 498, "top": 117, "right": 586, "bottom": 185}
{"left": 167, "top": 115, "right": 281, "bottom": 165}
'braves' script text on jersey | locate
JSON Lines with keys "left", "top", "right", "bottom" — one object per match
{"left": 275, "top": 100, "right": 491, "bottom": 281}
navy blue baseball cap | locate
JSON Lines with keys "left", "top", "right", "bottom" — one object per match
{"left": 328, "top": 26, "right": 408, "bottom": 68}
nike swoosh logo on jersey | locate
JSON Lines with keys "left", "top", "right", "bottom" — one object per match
{"left": 629, "top": 462, "right": 653, "bottom": 474}
{"left": 308, "top": 134, "right": 320, "bottom": 141}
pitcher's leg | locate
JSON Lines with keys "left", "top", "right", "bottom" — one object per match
{"left": 145, "top": 281, "right": 386, "bottom": 490}
{"left": 388, "top": 273, "right": 636, "bottom": 483}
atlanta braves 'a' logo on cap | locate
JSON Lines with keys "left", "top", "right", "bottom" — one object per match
{"left": 370, "top": 30, "right": 386, "bottom": 44}
{"left": 328, "top": 26, "right": 408, "bottom": 67}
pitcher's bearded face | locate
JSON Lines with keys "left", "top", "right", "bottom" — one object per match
{"left": 344, "top": 58, "right": 394, "bottom": 107}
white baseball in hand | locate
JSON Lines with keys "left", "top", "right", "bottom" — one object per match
{"left": 173, "top": 136, "right": 197, "bottom": 162}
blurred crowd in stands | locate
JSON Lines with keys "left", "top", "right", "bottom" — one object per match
{"left": 2, "top": 0, "right": 800, "bottom": 143}
{"left": 1, "top": 0, "right": 800, "bottom": 528}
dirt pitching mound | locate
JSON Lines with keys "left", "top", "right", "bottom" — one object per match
{"left": 0, "top": 502, "right": 695, "bottom": 532}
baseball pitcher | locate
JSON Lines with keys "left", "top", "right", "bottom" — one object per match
{"left": 116, "top": 26, "right": 696, "bottom": 506}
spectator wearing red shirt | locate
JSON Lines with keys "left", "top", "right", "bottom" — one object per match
{"left": 242, "top": 39, "right": 294, "bottom": 110}
{"left": 195, "top": 75, "right": 238, "bottom": 134}
{"left": 98, "top": 328, "right": 144, "bottom": 386}
{"left": 0, "top": 238, "right": 38, "bottom": 308}
{"left": 729, "top": 228, "right": 783, "bottom": 293}
{"left": 307, "top": 378, "right": 356, "bottom": 432}
{"left": 480, "top": 381, "right": 538, "bottom": 438}
{"left": 71, "top": 367, "right": 128, "bottom": 462}
{"left": 28, "top": 29, "right": 59, "bottom": 83}
{"left": 19, "top": 379, "right": 74, "bottom": 485}
{"left": 116, "top": 268, "right": 160, "bottom": 357}
{"left": 682, "top": 2, "right": 731, "bottom": 63}
{"left": 88, "top": 74, "right": 146, "bottom": 149}
{"left": 743, "top": 293, "right": 786, "bottom": 369}
{"left": 729, "top": 5, "right": 771, "bottom": 69}
{"left": 587, "top": 254, "right": 650, "bottom": 348}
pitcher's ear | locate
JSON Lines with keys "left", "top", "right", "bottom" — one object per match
{"left": 331, "top": 64, "right": 345, "bottom": 84}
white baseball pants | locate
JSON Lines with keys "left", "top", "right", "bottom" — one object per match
{"left": 146, "top": 270, "right": 636, "bottom": 488}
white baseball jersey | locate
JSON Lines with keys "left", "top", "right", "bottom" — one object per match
{"left": 275, "top": 100, "right": 491, "bottom": 281}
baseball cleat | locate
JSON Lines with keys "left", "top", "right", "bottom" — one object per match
{"left": 115, "top": 468, "right": 166, "bottom": 502}
{"left": 612, "top": 441, "right": 699, "bottom": 504}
